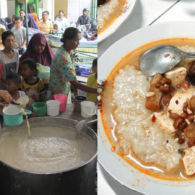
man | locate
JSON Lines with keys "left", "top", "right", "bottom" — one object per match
{"left": 76, "top": 8, "right": 90, "bottom": 30}
{"left": 55, "top": 10, "right": 69, "bottom": 33}
{"left": 39, "top": 11, "right": 53, "bottom": 34}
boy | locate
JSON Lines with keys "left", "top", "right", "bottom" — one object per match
{"left": 11, "top": 16, "right": 26, "bottom": 54}
{"left": 86, "top": 58, "right": 97, "bottom": 103}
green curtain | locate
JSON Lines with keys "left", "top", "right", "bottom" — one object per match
{"left": 90, "top": 0, "right": 97, "bottom": 20}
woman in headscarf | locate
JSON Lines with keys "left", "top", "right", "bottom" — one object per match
{"left": 49, "top": 27, "right": 96, "bottom": 99}
{"left": 20, "top": 10, "right": 39, "bottom": 30}
{"left": 20, "top": 33, "right": 54, "bottom": 66}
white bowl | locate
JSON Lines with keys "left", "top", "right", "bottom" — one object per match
{"left": 98, "top": 21, "right": 195, "bottom": 195}
{"left": 98, "top": 0, "right": 137, "bottom": 42}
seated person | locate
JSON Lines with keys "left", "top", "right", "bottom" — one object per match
{"left": 52, "top": 23, "right": 62, "bottom": 38}
{"left": 39, "top": 11, "right": 53, "bottom": 34}
{"left": 86, "top": 58, "right": 97, "bottom": 103}
{"left": 19, "top": 58, "right": 46, "bottom": 106}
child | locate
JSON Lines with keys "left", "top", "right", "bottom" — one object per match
{"left": 19, "top": 58, "right": 46, "bottom": 105}
{"left": 52, "top": 23, "right": 62, "bottom": 37}
{"left": 0, "top": 31, "right": 19, "bottom": 81}
{"left": 86, "top": 58, "right": 97, "bottom": 103}
{"left": 0, "top": 73, "right": 25, "bottom": 114}
{"left": 5, "top": 73, "right": 26, "bottom": 100}
{"left": 11, "top": 16, "right": 26, "bottom": 54}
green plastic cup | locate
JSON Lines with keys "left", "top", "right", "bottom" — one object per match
{"left": 32, "top": 102, "right": 47, "bottom": 116}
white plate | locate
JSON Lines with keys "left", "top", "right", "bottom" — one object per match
{"left": 98, "top": 0, "right": 136, "bottom": 42}
{"left": 98, "top": 21, "right": 195, "bottom": 195}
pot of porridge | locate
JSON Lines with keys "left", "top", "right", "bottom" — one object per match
{"left": 99, "top": 22, "right": 195, "bottom": 195}
{"left": 0, "top": 117, "right": 97, "bottom": 195}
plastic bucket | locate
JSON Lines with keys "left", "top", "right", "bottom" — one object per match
{"left": 80, "top": 101, "right": 96, "bottom": 118}
{"left": 46, "top": 100, "right": 60, "bottom": 116}
{"left": 32, "top": 102, "right": 47, "bottom": 116}
{"left": 54, "top": 94, "right": 67, "bottom": 112}
{"left": 3, "top": 105, "right": 23, "bottom": 126}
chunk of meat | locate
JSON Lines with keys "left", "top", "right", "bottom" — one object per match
{"left": 161, "top": 94, "right": 172, "bottom": 106}
{"left": 189, "top": 96, "right": 195, "bottom": 114}
{"left": 187, "top": 61, "right": 195, "bottom": 85}
{"left": 168, "top": 92, "right": 193, "bottom": 115}
{"left": 189, "top": 61, "right": 195, "bottom": 76}
{"left": 182, "top": 146, "right": 195, "bottom": 176}
{"left": 184, "top": 123, "right": 195, "bottom": 147}
{"left": 165, "top": 67, "right": 187, "bottom": 88}
{"left": 149, "top": 74, "right": 163, "bottom": 90}
{"left": 155, "top": 112, "right": 176, "bottom": 134}
{"left": 145, "top": 90, "right": 162, "bottom": 111}
{"left": 173, "top": 117, "right": 187, "bottom": 131}
{"left": 145, "top": 74, "right": 163, "bottom": 111}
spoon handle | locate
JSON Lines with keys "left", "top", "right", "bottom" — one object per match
{"left": 183, "top": 52, "right": 195, "bottom": 58}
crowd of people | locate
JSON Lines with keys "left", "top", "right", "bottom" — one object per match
{"left": 0, "top": 9, "right": 97, "bottom": 115}
{"left": 0, "top": 7, "right": 97, "bottom": 49}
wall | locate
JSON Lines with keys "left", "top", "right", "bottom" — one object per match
{"left": 0, "top": 0, "right": 8, "bottom": 17}
{"left": 68, "top": 0, "right": 91, "bottom": 24}
{"left": 54, "top": 0, "right": 68, "bottom": 19}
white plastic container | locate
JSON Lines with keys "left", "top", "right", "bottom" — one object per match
{"left": 80, "top": 101, "right": 96, "bottom": 118}
{"left": 46, "top": 100, "right": 60, "bottom": 116}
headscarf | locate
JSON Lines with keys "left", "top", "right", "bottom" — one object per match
{"left": 20, "top": 33, "right": 54, "bottom": 66}
{"left": 23, "top": 14, "right": 39, "bottom": 29}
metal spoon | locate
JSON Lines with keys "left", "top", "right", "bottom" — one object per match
{"left": 140, "top": 45, "right": 195, "bottom": 76}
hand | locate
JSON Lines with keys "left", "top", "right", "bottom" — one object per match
{"left": 0, "top": 90, "right": 13, "bottom": 103}
{"left": 0, "top": 102, "right": 9, "bottom": 107}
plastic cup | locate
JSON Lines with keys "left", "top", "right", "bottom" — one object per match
{"left": 80, "top": 101, "right": 96, "bottom": 118}
{"left": 32, "top": 102, "right": 47, "bottom": 116}
{"left": 54, "top": 94, "right": 68, "bottom": 112}
{"left": 46, "top": 100, "right": 60, "bottom": 116}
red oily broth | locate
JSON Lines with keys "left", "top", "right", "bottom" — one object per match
{"left": 100, "top": 37, "right": 195, "bottom": 181}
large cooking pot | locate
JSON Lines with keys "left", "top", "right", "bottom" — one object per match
{"left": 0, "top": 117, "right": 97, "bottom": 195}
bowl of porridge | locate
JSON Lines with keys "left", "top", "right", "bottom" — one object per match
{"left": 98, "top": 0, "right": 136, "bottom": 42}
{"left": 98, "top": 21, "right": 195, "bottom": 194}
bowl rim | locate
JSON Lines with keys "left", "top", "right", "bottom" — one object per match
{"left": 98, "top": 0, "right": 137, "bottom": 42}
{"left": 3, "top": 105, "right": 22, "bottom": 115}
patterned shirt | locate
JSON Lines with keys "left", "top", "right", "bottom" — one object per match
{"left": 49, "top": 47, "right": 76, "bottom": 95}
{"left": 39, "top": 20, "right": 53, "bottom": 34}
{"left": 20, "top": 78, "right": 45, "bottom": 102}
